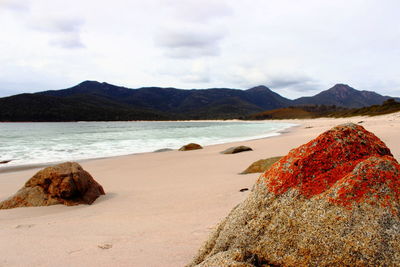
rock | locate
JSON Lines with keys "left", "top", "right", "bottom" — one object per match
{"left": 154, "top": 148, "right": 174, "bottom": 152}
{"left": 240, "top": 156, "right": 282, "bottom": 174}
{"left": 0, "top": 160, "right": 12, "bottom": 164}
{"left": 189, "top": 123, "right": 400, "bottom": 266}
{"left": 0, "top": 162, "right": 105, "bottom": 209}
{"left": 220, "top": 146, "right": 253, "bottom": 154}
{"left": 179, "top": 143, "right": 203, "bottom": 151}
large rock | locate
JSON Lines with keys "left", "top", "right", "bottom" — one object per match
{"left": 179, "top": 143, "right": 203, "bottom": 151}
{"left": 0, "top": 162, "right": 105, "bottom": 209}
{"left": 189, "top": 123, "right": 400, "bottom": 266}
{"left": 241, "top": 156, "right": 282, "bottom": 174}
{"left": 220, "top": 146, "right": 253, "bottom": 154}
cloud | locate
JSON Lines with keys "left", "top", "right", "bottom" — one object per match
{"left": 155, "top": 59, "right": 212, "bottom": 85}
{"left": 30, "top": 17, "right": 84, "bottom": 33}
{"left": 164, "top": 0, "right": 232, "bottom": 22}
{"left": 29, "top": 17, "right": 85, "bottom": 49}
{"left": 155, "top": 28, "right": 225, "bottom": 58}
{"left": 0, "top": 63, "right": 70, "bottom": 97}
{"left": 267, "top": 75, "right": 317, "bottom": 92}
{"left": 1, "top": 0, "right": 400, "bottom": 99}
{"left": 49, "top": 33, "right": 85, "bottom": 49}
{"left": 154, "top": 0, "right": 231, "bottom": 59}
{"left": 0, "top": 0, "right": 29, "bottom": 12}
{"left": 181, "top": 73, "right": 211, "bottom": 84}
{"left": 215, "top": 64, "right": 321, "bottom": 95}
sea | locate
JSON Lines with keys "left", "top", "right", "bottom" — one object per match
{"left": 0, "top": 121, "right": 296, "bottom": 168}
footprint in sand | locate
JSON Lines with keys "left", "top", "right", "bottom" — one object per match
{"left": 98, "top": 243, "right": 113, "bottom": 249}
{"left": 67, "top": 249, "right": 83, "bottom": 255}
{"left": 15, "top": 224, "right": 35, "bottom": 229}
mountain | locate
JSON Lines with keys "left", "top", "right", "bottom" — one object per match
{"left": 0, "top": 81, "right": 398, "bottom": 121}
{"left": 40, "top": 81, "right": 291, "bottom": 113}
{"left": 293, "top": 84, "right": 397, "bottom": 108}
{"left": 244, "top": 98, "right": 400, "bottom": 120}
{"left": 0, "top": 93, "right": 167, "bottom": 121}
{"left": 0, "top": 81, "right": 291, "bottom": 121}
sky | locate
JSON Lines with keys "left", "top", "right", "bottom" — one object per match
{"left": 0, "top": 0, "right": 399, "bottom": 99}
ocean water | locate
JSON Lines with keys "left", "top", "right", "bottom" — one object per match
{"left": 0, "top": 121, "right": 296, "bottom": 168}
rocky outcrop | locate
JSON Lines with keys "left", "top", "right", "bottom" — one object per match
{"left": 189, "top": 123, "right": 400, "bottom": 266}
{"left": 179, "top": 143, "right": 203, "bottom": 151}
{"left": 241, "top": 156, "right": 282, "bottom": 174}
{"left": 0, "top": 162, "right": 105, "bottom": 209}
{"left": 220, "top": 146, "right": 253, "bottom": 154}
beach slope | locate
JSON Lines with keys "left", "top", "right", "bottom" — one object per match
{"left": 0, "top": 113, "right": 399, "bottom": 266}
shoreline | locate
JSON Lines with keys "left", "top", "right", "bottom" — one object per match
{"left": 1, "top": 112, "right": 399, "bottom": 266}
{"left": 0, "top": 119, "right": 277, "bottom": 123}
{"left": 0, "top": 121, "right": 298, "bottom": 174}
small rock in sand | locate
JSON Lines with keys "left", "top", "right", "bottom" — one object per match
{"left": 241, "top": 156, "right": 282, "bottom": 174}
{"left": 154, "top": 148, "right": 174, "bottom": 152}
{"left": 220, "top": 146, "right": 253, "bottom": 154}
{"left": 179, "top": 143, "right": 203, "bottom": 151}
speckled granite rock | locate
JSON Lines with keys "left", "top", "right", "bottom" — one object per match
{"left": 189, "top": 123, "right": 400, "bottom": 266}
{"left": 0, "top": 162, "right": 105, "bottom": 209}
{"left": 179, "top": 143, "right": 203, "bottom": 151}
{"left": 241, "top": 156, "right": 282, "bottom": 174}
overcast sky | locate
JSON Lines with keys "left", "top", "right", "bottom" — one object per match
{"left": 0, "top": 0, "right": 399, "bottom": 99}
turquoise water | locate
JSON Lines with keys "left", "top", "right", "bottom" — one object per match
{"left": 0, "top": 121, "right": 296, "bottom": 167}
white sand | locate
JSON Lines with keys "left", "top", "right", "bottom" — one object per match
{"left": 1, "top": 113, "right": 399, "bottom": 266}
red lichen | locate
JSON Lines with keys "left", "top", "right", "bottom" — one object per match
{"left": 263, "top": 123, "right": 400, "bottom": 209}
{"left": 327, "top": 156, "right": 400, "bottom": 211}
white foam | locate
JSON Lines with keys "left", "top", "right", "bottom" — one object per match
{"left": 0, "top": 121, "right": 296, "bottom": 167}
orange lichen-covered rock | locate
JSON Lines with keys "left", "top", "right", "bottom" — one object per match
{"left": 264, "top": 123, "right": 396, "bottom": 204}
{"left": 189, "top": 123, "right": 400, "bottom": 266}
{"left": 0, "top": 162, "right": 105, "bottom": 209}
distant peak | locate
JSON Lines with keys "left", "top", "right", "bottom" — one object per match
{"left": 330, "top": 84, "right": 353, "bottom": 90}
{"left": 78, "top": 80, "right": 101, "bottom": 86}
{"left": 324, "top": 84, "right": 357, "bottom": 94}
{"left": 247, "top": 85, "right": 271, "bottom": 91}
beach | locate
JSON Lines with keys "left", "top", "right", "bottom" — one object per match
{"left": 1, "top": 113, "right": 400, "bottom": 267}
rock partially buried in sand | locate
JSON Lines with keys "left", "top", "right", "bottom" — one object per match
{"left": 220, "top": 146, "right": 253, "bottom": 154}
{"left": 179, "top": 143, "right": 203, "bottom": 151}
{"left": 154, "top": 148, "right": 174, "bottom": 152}
{"left": 189, "top": 123, "right": 400, "bottom": 266}
{"left": 241, "top": 156, "right": 282, "bottom": 174}
{"left": 0, "top": 162, "right": 105, "bottom": 210}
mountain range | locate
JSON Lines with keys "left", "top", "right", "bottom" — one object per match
{"left": 0, "top": 81, "right": 398, "bottom": 121}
